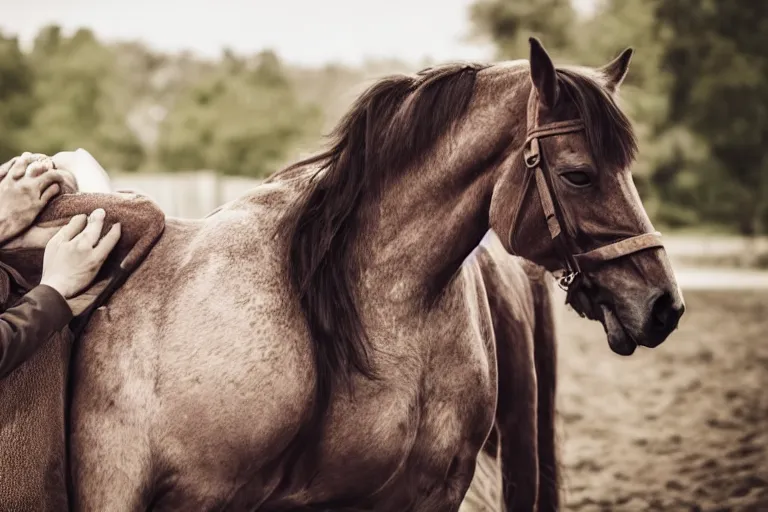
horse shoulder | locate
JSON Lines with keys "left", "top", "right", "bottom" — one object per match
{"left": 414, "top": 263, "right": 499, "bottom": 469}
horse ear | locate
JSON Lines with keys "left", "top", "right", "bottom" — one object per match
{"left": 528, "top": 37, "right": 558, "bottom": 109}
{"left": 600, "top": 48, "right": 633, "bottom": 93}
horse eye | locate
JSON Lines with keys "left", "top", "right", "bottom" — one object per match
{"left": 561, "top": 171, "right": 592, "bottom": 187}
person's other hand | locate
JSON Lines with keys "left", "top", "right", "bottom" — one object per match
{"left": 0, "top": 153, "right": 66, "bottom": 243}
{"left": 40, "top": 209, "right": 121, "bottom": 299}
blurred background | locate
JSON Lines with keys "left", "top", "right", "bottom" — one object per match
{"left": 2, "top": 0, "right": 767, "bottom": 510}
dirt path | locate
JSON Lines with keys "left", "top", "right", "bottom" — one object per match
{"left": 461, "top": 286, "right": 768, "bottom": 511}
{"left": 557, "top": 289, "right": 768, "bottom": 510}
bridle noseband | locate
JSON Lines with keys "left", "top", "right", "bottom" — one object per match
{"left": 517, "top": 90, "right": 664, "bottom": 313}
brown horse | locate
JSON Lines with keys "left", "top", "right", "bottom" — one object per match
{"left": 461, "top": 232, "right": 560, "bottom": 512}
{"left": 13, "top": 38, "right": 683, "bottom": 510}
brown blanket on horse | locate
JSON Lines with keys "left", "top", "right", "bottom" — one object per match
{"left": 0, "top": 192, "right": 165, "bottom": 511}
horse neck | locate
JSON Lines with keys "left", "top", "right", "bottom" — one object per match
{"left": 357, "top": 155, "right": 506, "bottom": 303}
{"left": 356, "top": 68, "right": 532, "bottom": 304}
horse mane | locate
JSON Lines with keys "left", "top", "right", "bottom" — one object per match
{"left": 276, "top": 63, "right": 485, "bottom": 419}
{"left": 276, "top": 61, "right": 638, "bottom": 448}
{"left": 555, "top": 67, "right": 638, "bottom": 171}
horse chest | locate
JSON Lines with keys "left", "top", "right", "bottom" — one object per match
{"left": 362, "top": 308, "right": 498, "bottom": 508}
{"left": 411, "top": 323, "right": 497, "bottom": 473}
{"left": 308, "top": 303, "right": 496, "bottom": 511}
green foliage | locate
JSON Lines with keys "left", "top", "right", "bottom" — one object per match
{"left": 0, "top": 32, "right": 37, "bottom": 162}
{"left": 23, "top": 26, "right": 145, "bottom": 171}
{"left": 470, "top": 0, "right": 577, "bottom": 59}
{"left": 156, "top": 50, "right": 322, "bottom": 177}
{"left": 469, "top": 0, "right": 768, "bottom": 235}
{"left": 656, "top": 0, "right": 768, "bottom": 235}
{"left": 0, "top": 26, "right": 323, "bottom": 179}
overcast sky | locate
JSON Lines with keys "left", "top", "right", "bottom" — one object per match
{"left": 0, "top": 0, "right": 597, "bottom": 66}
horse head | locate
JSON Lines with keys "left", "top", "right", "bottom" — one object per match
{"left": 490, "top": 38, "right": 684, "bottom": 355}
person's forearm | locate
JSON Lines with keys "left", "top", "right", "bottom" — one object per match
{"left": 0, "top": 285, "right": 73, "bottom": 379}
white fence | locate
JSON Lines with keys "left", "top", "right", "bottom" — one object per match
{"left": 111, "top": 171, "right": 263, "bottom": 219}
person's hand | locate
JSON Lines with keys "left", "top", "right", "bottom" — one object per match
{"left": 40, "top": 209, "right": 121, "bottom": 299}
{"left": 0, "top": 153, "right": 66, "bottom": 243}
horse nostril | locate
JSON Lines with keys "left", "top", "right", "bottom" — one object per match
{"left": 651, "top": 291, "right": 684, "bottom": 335}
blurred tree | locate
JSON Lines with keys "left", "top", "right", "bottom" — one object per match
{"left": 470, "top": 0, "right": 669, "bottom": 205}
{"left": 23, "top": 25, "right": 145, "bottom": 171}
{"left": 0, "top": 31, "right": 37, "bottom": 162}
{"left": 470, "top": 0, "right": 578, "bottom": 59}
{"left": 577, "top": 0, "right": 713, "bottom": 228}
{"left": 656, "top": 0, "right": 768, "bottom": 235}
{"left": 157, "top": 49, "right": 322, "bottom": 177}
{"left": 111, "top": 42, "right": 217, "bottom": 167}
{"left": 468, "top": 0, "right": 724, "bottom": 231}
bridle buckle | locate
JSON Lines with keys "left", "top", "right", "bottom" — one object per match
{"left": 557, "top": 270, "right": 579, "bottom": 291}
{"left": 523, "top": 138, "right": 540, "bottom": 169}
{"left": 524, "top": 153, "right": 540, "bottom": 168}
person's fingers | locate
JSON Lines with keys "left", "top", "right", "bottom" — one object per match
{"left": 74, "top": 209, "right": 106, "bottom": 247}
{"left": 26, "top": 158, "right": 54, "bottom": 178}
{"left": 0, "top": 157, "right": 16, "bottom": 180}
{"left": 10, "top": 153, "right": 33, "bottom": 179}
{"left": 91, "top": 223, "right": 121, "bottom": 262}
{"left": 33, "top": 169, "right": 65, "bottom": 195}
{"left": 52, "top": 214, "right": 88, "bottom": 243}
{"left": 40, "top": 183, "right": 61, "bottom": 204}
{"left": 26, "top": 161, "right": 44, "bottom": 178}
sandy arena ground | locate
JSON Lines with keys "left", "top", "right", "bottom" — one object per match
{"left": 557, "top": 289, "right": 768, "bottom": 511}
{"left": 463, "top": 285, "right": 768, "bottom": 511}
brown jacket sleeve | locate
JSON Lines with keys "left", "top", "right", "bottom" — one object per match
{"left": 0, "top": 285, "right": 73, "bottom": 379}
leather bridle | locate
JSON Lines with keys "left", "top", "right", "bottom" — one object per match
{"left": 516, "top": 90, "right": 664, "bottom": 314}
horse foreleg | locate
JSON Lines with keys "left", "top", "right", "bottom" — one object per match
{"left": 70, "top": 406, "right": 154, "bottom": 512}
{"left": 531, "top": 285, "right": 559, "bottom": 512}
{"left": 69, "top": 346, "right": 157, "bottom": 512}
{"left": 493, "top": 325, "right": 539, "bottom": 512}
